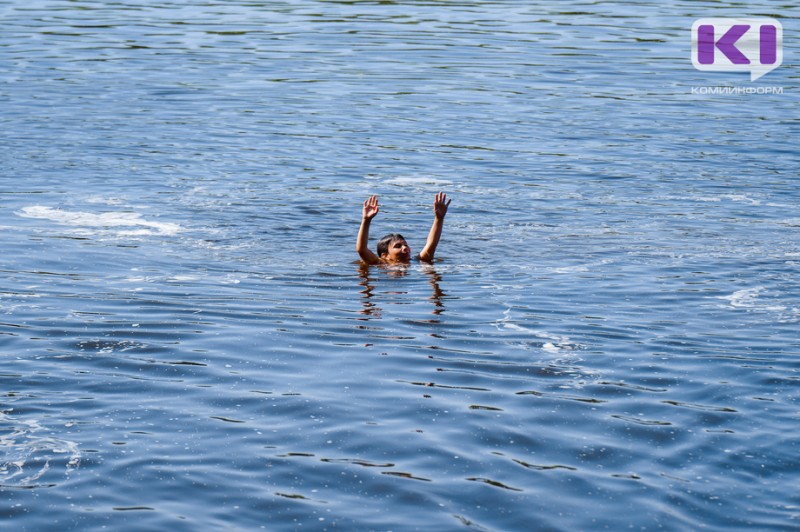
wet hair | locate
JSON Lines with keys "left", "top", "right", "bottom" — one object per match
{"left": 377, "top": 233, "right": 406, "bottom": 257}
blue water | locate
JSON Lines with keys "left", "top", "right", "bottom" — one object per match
{"left": 2, "top": 1, "right": 799, "bottom": 529}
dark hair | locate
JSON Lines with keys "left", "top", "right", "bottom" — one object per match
{"left": 377, "top": 233, "right": 406, "bottom": 257}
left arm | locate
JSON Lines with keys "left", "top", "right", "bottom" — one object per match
{"left": 419, "top": 192, "right": 451, "bottom": 263}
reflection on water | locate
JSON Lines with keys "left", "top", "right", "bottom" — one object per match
{"left": 357, "top": 262, "right": 447, "bottom": 319}
{"left": 425, "top": 266, "right": 446, "bottom": 316}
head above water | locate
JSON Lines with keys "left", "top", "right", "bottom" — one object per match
{"left": 377, "top": 233, "right": 411, "bottom": 262}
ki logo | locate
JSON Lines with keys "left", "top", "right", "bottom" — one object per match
{"left": 691, "top": 18, "right": 783, "bottom": 81}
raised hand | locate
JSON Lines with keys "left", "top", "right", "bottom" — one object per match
{"left": 357, "top": 195, "right": 382, "bottom": 264}
{"left": 419, "top": 192, "right": 451, "bottom": 263}
{"left": 363, "top": 195, "right": 380, "bottom": 220}
{"left": 433, "top": 192, "right": 451, "bottom": 219}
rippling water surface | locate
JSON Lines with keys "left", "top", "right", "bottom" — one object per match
{"left": 2, "top": 0, "right": 799, "bottom": 529}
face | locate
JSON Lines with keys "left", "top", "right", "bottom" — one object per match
{"left": 382, "top": 238, "right": 411, "bottom": 263}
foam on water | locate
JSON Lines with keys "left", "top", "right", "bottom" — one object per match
{"left": 17, "top": 206, "right": 181, "bottom": 237}
{"left": 383, "top": 176, "right": 454, "bottom": 187}
{"left": 0, "top": 414, "right": 81, "bottom": 489}
{"left": 721, "top": 287, "right": 787, "bottom": 312}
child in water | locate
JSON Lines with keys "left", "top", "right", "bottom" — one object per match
{"left": 357, "top": 192, "right": 451, "bottom": 265}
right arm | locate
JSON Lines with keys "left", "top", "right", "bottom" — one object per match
{"left": 357, "top": 195, "right": 382, "bottom": 265}
{"left": 419, "top": 192, "right": 451, "bottom": 263}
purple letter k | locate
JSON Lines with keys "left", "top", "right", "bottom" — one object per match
{"left": 697, "top": 24, "right": 751, "bottom": 65}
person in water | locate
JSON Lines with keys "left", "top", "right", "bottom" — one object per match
{"left": 357, "top": 192, "right": 451, "bottom": 265}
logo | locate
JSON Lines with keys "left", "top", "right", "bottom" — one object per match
{"left": 692, "top": 18, "right": 783, "bottom": 81}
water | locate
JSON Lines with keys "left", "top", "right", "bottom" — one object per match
{"left": 2, "top": 0, "right": 799, "bottom": 529}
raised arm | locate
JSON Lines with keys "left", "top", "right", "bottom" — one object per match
{"left": 419, "top": 192, "right": 451, "bottom": 263}
{"left": 357, "top": 195, "right": 382, "bottom": 265}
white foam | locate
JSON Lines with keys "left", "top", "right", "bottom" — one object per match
{"left": 551, "top": 259, "right": 613, "bottom": 274}
{"left": 552, "top": 264, "right": 590, "bottom": 274}
{"left": 723, "top": 287, "right": 760, "bottom": 308}
{"left": 723, "top": 194, "right": 761, "bottom": 205}
{"left": 383, "top": 176, "right": 453, "bottom": 186}
{"left": 720, "top": 287, "right": 787, "bottom": 312}
{"left": 85, "top": 196, "right": 126, "bottom": 206}
{"left": 168, "top": 275, "right": 200, "bottom": 282}
{"left": 17, "top": 206, "right": 181, "bottom": 236}
{"left": 498, "top": 319, "right": 582, "bottom": 352}
{"left": 694, "top": 194, "right": 762, "bottom": 205}
{"left": 0, "top": 414, "right": 81, "bottom": 486}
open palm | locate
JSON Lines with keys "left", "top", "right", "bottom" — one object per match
{"left": 363, "top": 195, "right": 380, "bottom": 220}
{"left": 433, "top": 192, "right": 451, "bottom": 219}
